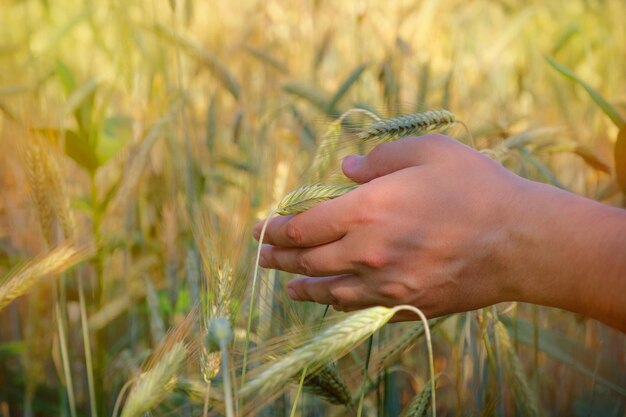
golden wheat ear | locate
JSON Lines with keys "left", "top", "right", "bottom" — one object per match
{"left": 0, "top": 243, "right": 90, "bottom": 311}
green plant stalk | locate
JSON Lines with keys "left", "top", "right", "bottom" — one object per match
{"left": 56, "top": 302, "right": 77, "bottom": 417}
{"left": 356, "top": 335, "right": 374, "bottom": 417}
{"left": 289, "top": 305, "right": 330, "bottom": 416}
{"left": 90, "top": 172, "right": 106, "bottom": 417}
{"left": 78, "top": 271, "right": 98, "bottom": 417}
{"left": 491, "top": 308, "right": 506, "bottom": 417}
{"left": 220, "top": 338, "right": 235, "bottom": 417}
{"left": 289, "top": 366, "right": 309, "bottom": 417}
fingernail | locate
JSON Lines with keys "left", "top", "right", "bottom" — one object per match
{"left": 342, "top": 155, "right": 359, "bottom": 172}
{"left": 287, "top": 286, "right": 298, "bottom": 300}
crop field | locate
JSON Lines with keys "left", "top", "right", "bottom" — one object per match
{"left": 0, "top": 0, "right": 625, "bottom": 416}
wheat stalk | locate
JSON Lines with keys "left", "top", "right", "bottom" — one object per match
{"left": 239, "top": 306, "right": 396, "bottom": 400}
{"left": 277, "top": 183, "right": 358, "bottom": 215}
{"left": 0, "top": 243, "right": 89, "bottom": 311}
{"left": 358, "top": 110, "right": 455, "bottom": 142}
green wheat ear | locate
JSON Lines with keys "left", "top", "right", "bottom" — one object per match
{"left": 277, "top": 183, "right": 358, "bottom": 215}
{"left": 359, "top": 109, "right": 456, "bottom": 142}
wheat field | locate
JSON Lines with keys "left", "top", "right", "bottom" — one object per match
{"left": 1, "top": 0, "right": 625, "bottom": 416}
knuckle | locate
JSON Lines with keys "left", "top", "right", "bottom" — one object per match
{"left": 358, "top": 249, "right": 389, "bottom": 269}
{"left": 377, "top": 281, "right": 408, "bottom": 302}
{"left": 285, "top": 221, "right": 304, "bottom": 245}
{"left": 327, "top": 285, "right": 343, "bottom": 305}
{"left": 295, "top": 253, "right": 313, "bottom": 276}
{"left": 350, "top": 190, "right": 378, "bottom": 225}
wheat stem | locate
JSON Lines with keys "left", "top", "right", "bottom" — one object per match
{"left": 241, "top": 210, "right": 275, "bottom": 390}
{"left": 289, "top": 365, "right": 308, "bottom": 417}
{"left": 393, "top": 306, "right": 436, "bottom": 417}
{"left": 56, "top": 302, "right": 77, "bottom": 417}
{"left": 77, "top": 272, "right": 98, "bottom": 417}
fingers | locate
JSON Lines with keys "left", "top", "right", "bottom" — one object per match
{"left": 342, "top": 134, "right": 453, "bottom": 183}
{"left": 253, "top": 194, "right": 351, "bottom": 248}
{"left": 287, "top": 274, "right": 379, "bottom": 307}
{"left": 260, "top": 242, "right": 354, "bottom": 277}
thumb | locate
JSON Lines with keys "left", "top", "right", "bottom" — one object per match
{"left": 341, "top": 137, "right": 429, "bottom": 183}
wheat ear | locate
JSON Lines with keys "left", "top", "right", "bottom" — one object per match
{"left": 239, "top": 306, "right": 397, "bottom": 400}
{"left": 401, "top": 377, "right": 437, "bottom": 417}
{"left": 310, "top": 108, "right": 381, "bottom": 180}
{"left": 494, "top": 320, "right": 541, "bottom": 417}
{"left": 119, "top": 342, "right": 188, "bottom": 417}
{"left": 277, "top": 183, "right": 358, "bottom": 215}
{"left": 0, "top": 244, "right": 89, "bottom": 311}
{"left": 23, "top": 141, "right": 54, "bottom": 245}
{"left": 303, "top": 364, "right": 352, "bottom": 405}
{"left": 358, "top": 110, "right": 455, "bottom": 142}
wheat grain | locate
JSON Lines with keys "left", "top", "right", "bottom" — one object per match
{"left": 358, "top": 110, "right": 455, "bottom": 142}
{"left": 277, "top": 183, "right": 358, "bottom": 215}
{"left": 0, "top": 243, "right": 89, "bottom": 311}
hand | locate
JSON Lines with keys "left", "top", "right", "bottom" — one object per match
{"left": 253, "top": 134, "right": 529, "bottom": 319}
{"left": 253, "top": 134, "right": 626, "bottom": 329}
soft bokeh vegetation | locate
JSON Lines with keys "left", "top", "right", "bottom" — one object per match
{"left": 1, "top": 0, "right": 625, "bottom": 416}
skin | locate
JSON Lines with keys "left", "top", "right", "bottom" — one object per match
{"left": 253, "top": 134, "right": 626, "bottom": 332}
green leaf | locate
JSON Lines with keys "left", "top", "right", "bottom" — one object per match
{"left": 546, "top": 56, "right": 626, "bottom": 129}
{"left": 501, "top": 316, "right": 626, "bottom": 397}
{"left": 519, "top": 147, "right": 567, "bottom": 189}
{"left": 54, "top": 59, "right": 76, "bottom": 94}
{"left": 616, "top": 126, "right": 626, "bottom": 195}
{"left": 541, "top": 141, "right": 611, "bottom": 173}
{"left": 326, "top": 64, "right": 367, "bottom": 114}
{"left": 66, "top": 78, "right": 98, "bottom": 133}
{"left": 97, "top": 116, "right": 132, "bottom": 165}
{"left": 65, "top": 130, "right": 99, "bottom": 173}
{"left": 153, "top": 25, "right": 240, "bottom": 100}
{"left": 243, "top": 45, "right": 288, "bottom": 74}
{"left": 283, "top": 82, "right": 330, "bottom": 113}
{"left": 0, "top": 340, "right": 25, "bottom": 356}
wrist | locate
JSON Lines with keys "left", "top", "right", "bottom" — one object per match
{"left": 504, "top": 178, "right": 626, "bottom": 326}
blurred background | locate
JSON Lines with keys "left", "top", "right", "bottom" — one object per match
{"left": 0, "top": 0, "right": 625, "bottom": 416}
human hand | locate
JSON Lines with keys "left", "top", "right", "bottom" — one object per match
{"left": 253, "top": 134, "right": 534, "bottom": 320}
